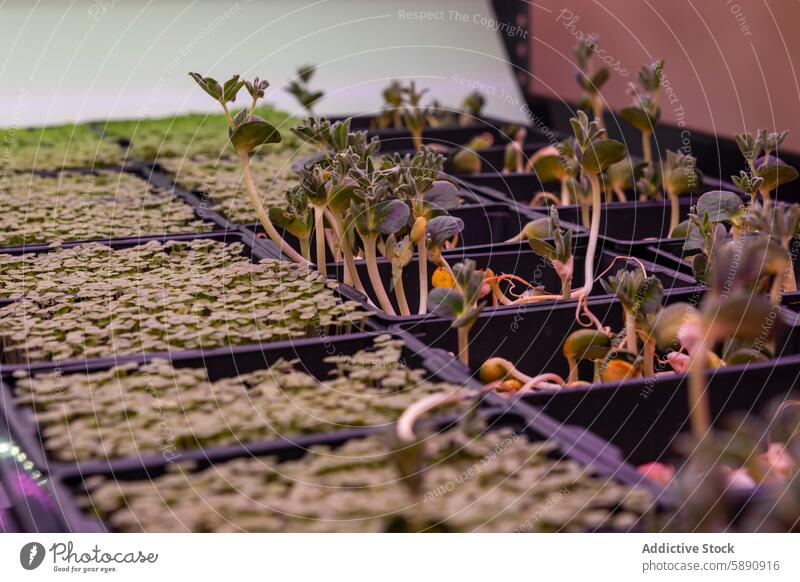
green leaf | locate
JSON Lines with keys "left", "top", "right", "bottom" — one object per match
{"left": 188, "top": 72, "right": 222, "bottom": 100}
{"left": 691, "top": 253, "right": 708, "bottom": 284}
{"left": 591, "top": 67, "right": 610, "bottom": 90}
{"left": 528, "top": 238, "right": 558, "bottom": 261}
{"left": 619, "top": 106, "right": 655, "bottom": 133}
{"left": 427, "top": 287, "right": 464, "bottom": 320}
{"left": 374, "top": 199, "right": 411, "bottom": 235}
{"left": 427, "top": 215, "right": 464, "bottom": 246}
{"left": 651, "top": 302, "right": 697, "bottom": 352}
{"left": 532, "top": 155, "right": 566, "bottom": 182}
{"left": 563, "top": 329, "right": 611, "bottom": 361}
{"left": 756, "top": 156, "right": 799, "bottom": 191}
{"left": 695, "top": 190, "right": 744, "bottom": 223}
{"left": 268, "top": 206, "right": 312, "bottom": 238}
{"left": 423, "top": 180, "right": 461, "bottom": 212}
{"left": 711, "top": 292, "right": 776, "bottom": 342}
{"left": 222, "top": 75, "right": 245, "bottom": 102}
{"left": 635, "top": 275, "right": 664, "bottom": 314}
{"left": 580, "top": 139, "right": 626, "bottom": 173}
{"left": 328, "top": 183, "right": 358, "bottom": 214}
{"left": 671, "top": 219, "right": 690, "bottom": 239}
{"left": 451, "top": 148, "right": 481, "bottom": 174}
{"left": 229, "top": 115, "right": 281, "bottom": 152}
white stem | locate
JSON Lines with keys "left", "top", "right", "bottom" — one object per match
{"left": 625, "top": 310, "right": 638, "bottom": 355}
{"left": 580, "top": 173, "right": 603, "bottom": 297}
{"left": 687, "top": 332, "right": 713, "bottom": 439}
{"left": 237, "top": 150, "right": 310, "bottom": 265}
{"left": 363, "top": 234, "right": 396, "bottom": 315}
{"left": 397, "top": 391, "right": 470, "bottom": 442}
{"left": 324, "top": 207, "right": 342, "bottom": 262}
{"left": 417, "top": 240, "right": 429, "bottom": 315}
{"left": 314, "top": 206, "right": 327, "bottom": 278}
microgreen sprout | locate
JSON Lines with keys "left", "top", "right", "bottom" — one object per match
{"left": 451, "top": 133, "right": 494, "bottom": 173}
{"left": 680, "top": 239, "right": 781, "bottom": 437}
{"left": 286, "top": 64, "right": 324, "bottom": 115}
{"left": 428, "top": 259, "right": 486, "bottom": 366}
{"left": 527, "top": 207, "right": 574, "bottom": 299}
{"left": 503, "top": 126, "right": 527, "bottom": 174}
{"left": 401, "top": 81, "right": 430, "bottom": 151}
{"left": 569, "top": 110, "right": 627, "bottom": 298}
{"left": 619, "top": 59, "right": 664, "bottom": 166}
{"left": 662, "top": 149, "right": 702, "bottom": 234}
{"left": 188, "top": 72, "right": 309, "bottom": 264}
{"left": 459, "top": 90, "right": 486, "bottom": 125}
{"left": 574, "top": 36, "right": 610, "bottom": 128}
{"left": 735, "top": 129, "right": 799, "bottom": 207}
{"left": 531, "top": 138, "right": 583, "bottom": 208}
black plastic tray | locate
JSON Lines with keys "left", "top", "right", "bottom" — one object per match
{"left": 463, "top": 173, "right": 742, "bottom": 249}
{"left": 0, "top": 330, "right": 472, "bottom": 476}
{"left": 15, "top": 404, "right": 665, "bottom": 532}
{"left": 644, "top": 237, "right": 800, "bottom": 293}
{"left": 0, "top": 230, "right": 381, "bottom": 372}
{"left": 330, "top": 114, "right": 545, "bottom": 152}
{"left": 0, "top": 165, "right": 233, "bottom": 255}
{"left": 393, "top": 287, "right": 800, "bottom": 380}
{"left": 518, "top": 354, "right": 800, "bottom": 467}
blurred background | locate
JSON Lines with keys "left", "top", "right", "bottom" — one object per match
{"left": 2, "top": 0, "right": 799, "bottom": 149}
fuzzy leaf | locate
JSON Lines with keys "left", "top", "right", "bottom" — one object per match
{"left": 374, "top": 199, "right": 410, "bottom": 235}
{"left": 229, "top": 115, "right": 281, "bottom": 152}
{"left": 423, "top": 180, "right": 461, "bottom": 212}
{"left": 427, "top": 215, "right": 464, "bottom": 247}
{"left": 619, "top": 106, "right": 655, "bottom": 133}
{"left": 756, "top": 156, "right": 799, "bottom": 191}
{"left": 427, "top": 287, "right": 464, "bottom": 319}
{"left": 188, "top": 72, "right": 223, "bottom": 100}
{"left": 533, "top": 155, "right": 566, "bottom": 182}
{"left": 528, "top": 238, "right": 558, "bottom": 261}
{"left": 580, "top": 139, "right": 626, "bottom": 174}
{"left": 696, "top": 190, "right": 744, "bottom": 223}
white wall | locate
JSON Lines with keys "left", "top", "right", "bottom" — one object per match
{"left": 0, "top": 0, "right": 528, "bottom": 127}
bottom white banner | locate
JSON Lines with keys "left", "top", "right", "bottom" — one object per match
{"left": 0, "top": 534, "right": 797, "bottom": 581}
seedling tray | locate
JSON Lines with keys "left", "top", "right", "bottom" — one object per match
{"left": 519, "top": 355, "right": 800, "bottom": 468}
{"left": 644, "top": 237, "right": 800, "bottom": 293}
{"left": 13, "top": 405, "right": 664, "bottom": 532}
{"left": 0, "top": 165, "right": 232, "bottom": 254}
{"left": 393, "top": 287, "right": 800, "bottom": 381}
{"left": 0, "top": 230, "right": 381, "bottom": 372}
{"left": 0, "top": 330, "right": 474, "bottom": 477}
{"left": 463, "top": 173, "right": 742, "bottom": 249}
{"left": 330, "top": 241, "right": 697, "bottom": 323}
{"left": 330, "top": 115, "right": 545, "bottom": 152}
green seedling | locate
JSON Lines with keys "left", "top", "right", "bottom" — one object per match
{"left": 451, "top": 133, "right": 494, "bottom": 174}
{"left": 569, "top": 111, "right": 627, "bottom": 299}
{"left": 662, "top": 149, "right": 702, "bottom": 235}
{"left": 503, "top": 126, "right": 527, "bottom": 174}
{"left": 736, "top": 129, "right": 799, "bottom": 207}
{"left": 428, "top": 259, "right": 485, "bottom": 366}
{"left": 528, "top": 207, "right": 574, "bottom": 299}
{"left": 619, "top": 59, "right": 663, "bottom": 166}
{"left": 188, "top": 72, "right": 308, "bottom": 264}
{"left": 268, "top": 185, "right": 314, "bottom": 260}
{"left": 460, "top": 90, "right": 485, "bottom": 125}
{"left": 574, "top": 36, "right": 610, "bottom": 128}
{"left": 286, "top": 64, "right": 324, "bottom": 115}
{"left": 602, "top": 158, "right": 645, "bottom": 203}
